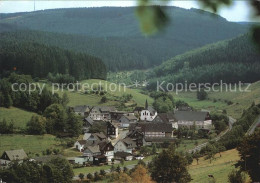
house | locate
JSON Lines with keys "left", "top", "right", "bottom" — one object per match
{"left": 0, "top": 149, "right": 28, "bottom": 167}
{"left": 107, "top": 121, "right": 119, "bottom": 139}
{"left": 126, "top": 130, "right": 146, "bottom": 147}
{"left": 89, "top": 106, "right": 116, "bottom": 121}
{"left": 74, "top": 132, "right": 107, "bottom": 152}
{"left": 83, "top": 116, "right": 94, "bottom": 128}
{"left": 139, "top": 122, "right": 173, "bottom": 138}
{"left": 83, "top": 132, "right": 107, "bottom": 143}
{"left": 153, "top": 112, "right": 178, "bottom": 129}
{"left": 98, "top": 141, "right": 114, "bottom": 162}
{"left": 129, "top": 122, "right": 173, "bottom": 143}
{"left": 174, "top": 111, "right": 212, "bottom": 129}
{"left": 110, "top": 111, "right": 125, "bottom": 120}
{"left": 83, "top": 145, "right": 101, "bottom": 162}
{"left": 114, "top": 152, "right": 133, "bottom": 161}
{"left": 114, "top": 138, "right": 137, "bottom": 154}
{"left": 118, "top": 113, "right": 138, "bottom": 128}
{"left": 140, "top": 100, "right": 157, "bottom": 121}
{"left": 82, "top": 141, "right": 114, "bottom": 163}
{"left": 73, "top": 105, "right": 91, "bottom": 116}
{"left": 74, "top": 140, "right": 87, "bottom": 152}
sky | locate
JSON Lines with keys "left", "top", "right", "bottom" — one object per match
{"left": 0, "top": 0, "right": 258, "bottom": 22}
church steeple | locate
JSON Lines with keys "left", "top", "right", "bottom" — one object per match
{"left": 145, "top": 99, "right": 148, "bottom": 110}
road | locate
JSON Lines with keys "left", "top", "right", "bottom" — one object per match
{"left": 247, "top": 116, "right": 260, "bottom": 135}
{"left": 188, "top": 116, "right": 236, "bottom": 153}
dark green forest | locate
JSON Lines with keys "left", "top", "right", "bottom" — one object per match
{"left": 0, "top": 7, "right": 248, "bottom": 71}
{"left": 0, "top": 39, "right": 107, "bottom": 80}
{"left": 147, "top": 34, "right": 260, "bottom": 90}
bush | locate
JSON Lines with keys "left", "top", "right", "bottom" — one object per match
{"left": 197, "top": 89, "right": 208, "bottom": 100}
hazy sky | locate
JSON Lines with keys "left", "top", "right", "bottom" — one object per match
{"left": 0, "top": 1, "right": 258, "bottom": 22}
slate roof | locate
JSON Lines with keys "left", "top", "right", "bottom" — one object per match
{"left": 130, "top": 122, "right": 172, "bottom": 133}
{"left": 74, "top": 105, "right": 90, "bottom": 113}
{"left": 123, "top": 114, "right": 138, "bottom": 121}
{"left": 153, "top": 112, "right": 176, "bottom": 123}
{"left": 84, "top": 116, "right": 94, "bottom": 125}
{"left": 93, "top": 132, "right": 107, "bottom": 140}
{"left": 91, "top": 106, "right": 116, "bottom": 113}
{"left": 98, "top": 141, "right": 114, "bottom": 151}
{"left": 122, "top": 138, "right": 137, "bottom": 148}
{"left": 126, "top": 130, "right": 143, "bottom": 139}
{"left": 77, "top": 140, "right": 87, "bottom": 145}
{"left": 174, "top": 111, "right": 209, "bottom": 121}
{"left": 1, "top": 149, "right": 28, "bottom": 161}
{"left": 147, "top": 106, "right": 156, "bottom": 116}
{"left": 144, "top": 123, "right": 172, "bottom": 133}
{"left": 86, "top": 145, "right": 101, "bottom": 154}
{"left": 83, "top": 133, "right": 92, "bottom": 140}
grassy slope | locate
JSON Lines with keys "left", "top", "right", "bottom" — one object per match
{"left": 0, "top": 134, "right": 60, "bottom": 156}
{"left": 45, "top": 79, "right": 153, "bottom": 107}
{"left": 171, "top": 81, "right": 260, "bottom": 119}
{"left": 0, "top": 107, "right": 38, "bottom": 128}
{"left": 189, "top": 149, "right": 249, "bottom": 183}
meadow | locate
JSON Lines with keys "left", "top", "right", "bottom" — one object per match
{"left": 0, "top": 134, "right": 61, "bottom": 156}
{"left": 171, "top": 81, "right": 260, "bottom": 119}
{"left": 0, "top": 107, "right": 38, "bottom": 128}
{"left": 43, "top": 79, "right": 154, "bottom": 107}
{"left": 188, "top": 149, "right": 248, "bottom": 183}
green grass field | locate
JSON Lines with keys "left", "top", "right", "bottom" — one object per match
{"left": 0, "top": 107, "right": 38, "bottom": 128}
{"left": 0, "top": 134, "right": 61, "bottom": 156}
{"left": 171, "top": 81, "right": 260, "bottom": 119}
{"left": 189, "top": 149, "right": 249, "bottom": 183}
{"left": 42, "top": 79, "right": 153, "bottom": 107}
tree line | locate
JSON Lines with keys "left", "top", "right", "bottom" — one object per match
{"left": 0, "top": 73, "right": 63, "bottom": 113}
{"left": 0, "top": 73, "right": 83, "bottom": 137}
{"left": 0, "top": 39, "right": 107, "bottom": 80}
{"left": 0, "top": 157, "right": 74, "bottom": 183}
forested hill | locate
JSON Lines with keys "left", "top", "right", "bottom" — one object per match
{"left": 0, "top": 7, "right": 248, "bottom": 71}
{"left": 0, "top": 40, "right": 107, "bottom": 80}
{"left": 147, "top": 34, "right": 260, "bottom": 90}
{"left": 0, "top": 31, "right": 150, "bottom": 71}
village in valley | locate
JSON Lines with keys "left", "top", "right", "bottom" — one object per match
{"left": 0, "top": 99, "right": 213, "bottom": 167}
{"left": 1, "top": 3, "right": 260, "bottom": 183}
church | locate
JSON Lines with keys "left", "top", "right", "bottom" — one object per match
{"left": 140, "top": 100, "right": 157, "bottom": 121}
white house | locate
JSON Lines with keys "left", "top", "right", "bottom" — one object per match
{"left": 89, "top": 106, "right": 116, "bottom": 121}
{"left": 114, "top": 138, "right": 136, "bottom": 154}
{"left": 74, "top": 140, "right": 87, "bottom": 152}
{"left": 174, "top": 111, "right": 212, "bottom": 129}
